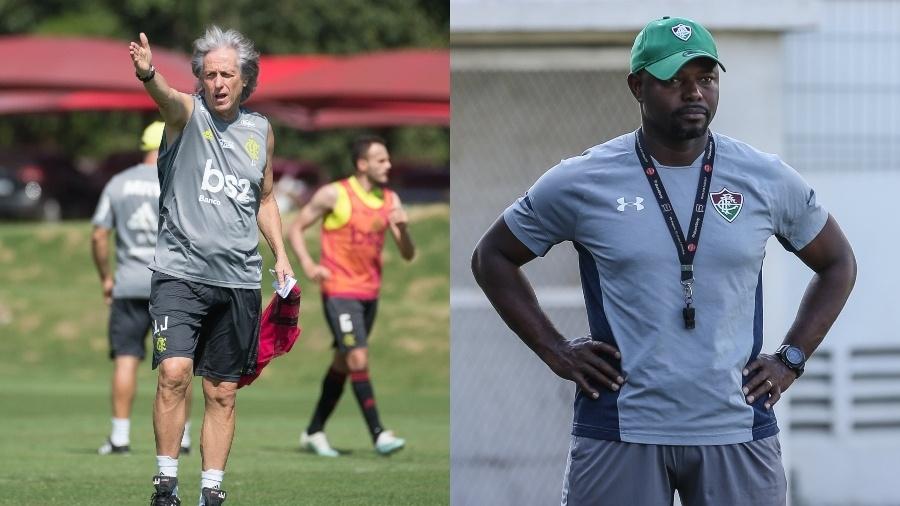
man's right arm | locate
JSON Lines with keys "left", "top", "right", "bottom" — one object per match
{"left": 471, "top": 217, "right": 624, "bottom": 398}
{"left": 129, "top": 32, "right": 193, "bottom": 137}
{"left": 287, "top": 184, "right": 338, "bottom": 282}
{"left": 91, "top": 226, "right": 114, "bottom": 305}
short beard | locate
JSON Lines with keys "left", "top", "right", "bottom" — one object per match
{"left": 670, "top": 121, "right": 708, "bottom": 141}
{"left": 669, "top": 107, "right": 710, "bottom": 140}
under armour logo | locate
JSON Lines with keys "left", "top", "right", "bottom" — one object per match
{"left": 617, "top": 197, "right": 645, "bottom": 212}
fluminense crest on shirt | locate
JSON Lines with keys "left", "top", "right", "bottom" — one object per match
{"left": 710, "top": 187, "right": 743, "bottom": 222}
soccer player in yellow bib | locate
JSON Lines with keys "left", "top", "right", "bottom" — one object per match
{"left": 289, "top": 135, "right": 415, "bottom": 456}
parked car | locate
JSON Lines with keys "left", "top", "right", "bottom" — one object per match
{"left": 0, "top": 164, "right": 61, "bottom": 221}
{"left": 0, "top": 153, "right": 99, "bottom": 220}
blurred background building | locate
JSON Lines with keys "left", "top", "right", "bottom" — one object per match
{"left": 451, "top": 1, "right": 900, "bottom": 505}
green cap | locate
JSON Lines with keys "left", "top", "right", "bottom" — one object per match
{"left": 630, "top": 17, "right": 725, "bottom": 80}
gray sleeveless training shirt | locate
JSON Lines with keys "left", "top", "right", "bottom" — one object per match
{"left": 150, "top": 95, "right": 269, "bottom": 289}
{"left": 92, "top": 163, "right": 160, "bottom": 299}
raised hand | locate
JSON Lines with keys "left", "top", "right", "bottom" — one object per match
{"left": 129, "top": 32, "right": 153, "bottom": 76}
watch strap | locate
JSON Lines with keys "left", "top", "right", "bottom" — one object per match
{"left": 137, "top": 64, "right": 156, "bottom": 83}
{"left": 776, "top": 344, "right": 805, "bottom": 378}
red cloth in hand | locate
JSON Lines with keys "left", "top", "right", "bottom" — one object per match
{"left": 238, "top": 284, "right": 302, "bottom": 388}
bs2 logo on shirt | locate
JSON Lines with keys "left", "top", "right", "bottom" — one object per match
{"left": 199, "top": 159, "right": 252, "bottom": 205}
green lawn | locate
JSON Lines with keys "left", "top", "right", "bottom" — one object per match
{"left": 0, "top": 204, "right": 449, "bottom": 506}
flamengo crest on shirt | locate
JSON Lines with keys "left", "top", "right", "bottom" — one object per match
{"left": 710, "top": 187, "right": 743, "bottom": 222}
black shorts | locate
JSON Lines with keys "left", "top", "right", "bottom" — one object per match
{"left": 108, "top": 298, "right": 152, "bottom": 360}
{"left": 322, "top": 296, "right": 378, "bottom": 352}
{"left": 149, "top": 272, "right": 261, "bottom": 382}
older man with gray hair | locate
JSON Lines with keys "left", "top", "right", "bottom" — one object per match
{"left": 129, "top": 26, "right": 294, "bottom": 506}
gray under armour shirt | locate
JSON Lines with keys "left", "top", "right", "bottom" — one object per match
{"left": 151, "top": 95, "right": 269, "bottom": 288}
{"left": 504, "top": 130, "right": 828, "bottom": 445}
{"left": 91, "top": 163, "right": 160, "bottom": 299}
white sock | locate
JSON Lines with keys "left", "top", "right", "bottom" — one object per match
{"left": 157, "top": 455, "right": 179, "bottom": 478}
{"left": 181, "top": 421, "right": 191, "bottom": 448}
{"left": 201, "top": 468, "right": 224, "bottom": 490}
{"left": 199, "top": 469, "right": 224, "bottom": 505}
{"left": 110, "top": 418, "right": 130, "bottom": 446}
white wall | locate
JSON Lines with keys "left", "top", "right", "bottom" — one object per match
{"left": 451, "top": 0, "right": 819, "bottom": 34}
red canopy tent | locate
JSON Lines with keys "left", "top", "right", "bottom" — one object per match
{"left": 0, "top": 36, "right": 448, "bottom": 129}
{"left": 0, "top": 36, "right": 195, "bottom": 91}
{"left": 254, "top": 101, "right": 451, "bottom": 130}
{"left": 0, "top": 90, "right": 165, "bottom": 113}
{"left": 252, "top": 49, "right": 449, "bottom": 104}
{"left": 249, "top": 49, "right": 449, "bottom": 129}
{"left": 0, "top": 91, "right": 450, "bottom": 130}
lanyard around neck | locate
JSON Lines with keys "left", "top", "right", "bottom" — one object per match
{"left": 634, "top": 128, "right": 716, "bottom": 329}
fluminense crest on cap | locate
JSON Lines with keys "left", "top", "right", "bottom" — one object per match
{"left": 630, "top": 17, "right": 726, "bottom": 80}
{"left": 671, "top": 23, "right": 692, "bottom": 41}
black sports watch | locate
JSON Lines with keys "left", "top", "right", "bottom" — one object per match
{"left": 775, "top": 344, "right": 806, "bottom": 378}
{"left": 136, "top": 64, "right": 156, "bottom": 83}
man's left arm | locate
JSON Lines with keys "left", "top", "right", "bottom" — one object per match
{"left": 257, "top": 123, "right": 294, "bottom": 287}
{"left": 743, "top": 215, "right": 857, "bottom": 408}
{"left": 388, "top": 193, "right": 415, "bottom": 261}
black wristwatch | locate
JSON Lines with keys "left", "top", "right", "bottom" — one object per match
{"left": 136, "top": 64, "right": 156, "bottom": 83}
{"left": 775, "top": 344, "right": 806, "bottom": 378}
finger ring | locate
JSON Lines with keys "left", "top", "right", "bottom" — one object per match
{"left": 765, "top": 379, "right": 774, "bottom": 388}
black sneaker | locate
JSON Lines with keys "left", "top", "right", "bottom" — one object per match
{"left": 150, "top": 474, "right": 181, "bottom": 506}
{"left": 180, "top": 445, "right": 191, "bottom": 456}
{"left": 201, "top": 487, "right": 226, "bottom": 506}
{"left": 97, "top": 438, "right": 130, "bottom": 455}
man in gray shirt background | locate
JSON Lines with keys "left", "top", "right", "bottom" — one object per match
{"left": 91, "top": 121, "right": 191, "bottom": 458}
{"left": 130, "top": 25, "right": 294, "bottom": 506}
{"left": 472, "top": 16, "right": 857, "bottom": 506}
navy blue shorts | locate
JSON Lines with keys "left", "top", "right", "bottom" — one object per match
{"left": 108, "top": 298, "right": 151, "bottom": 360}
{"left": 322, "top": 296, "right": 377, "bottom": 352}
{"left": 149, "top": 272, "right": 261, "bottom": 381}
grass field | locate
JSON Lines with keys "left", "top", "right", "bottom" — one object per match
{"left": 0, "top": 204, "right": 449, "bottom": 506}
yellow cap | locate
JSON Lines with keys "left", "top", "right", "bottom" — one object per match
{"left": 141, "top": 121, "right": 165, "bottom": 151}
